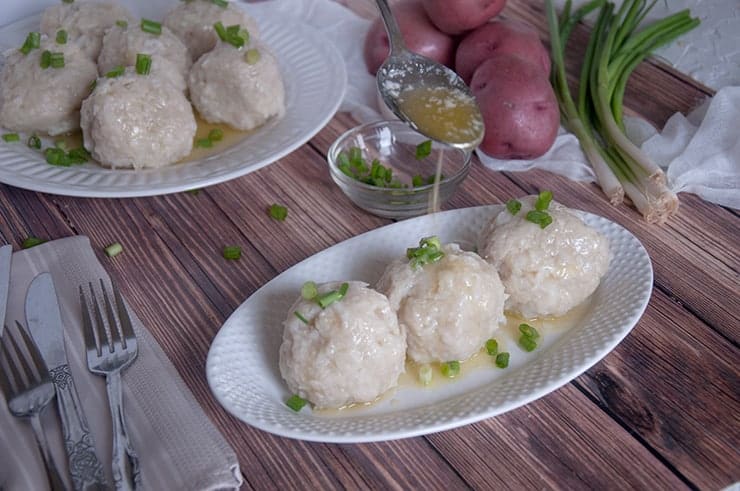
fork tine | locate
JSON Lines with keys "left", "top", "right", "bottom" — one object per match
{"left": 0, "top": 332, "right": 17, "bottom": 396}
{"left": 5, "top": 322, "right": 38, "bottom": 385}
{"left": 1, "top": 324, "right": 29, "bottom": 389}
{"left": 15, "top": 321, "right": 49, "bottom": 381}
{"left": 80, "top": 285, "right": 101, "bottom": 357}
{"left": 90, "top": 282, "right": 111, "bottom": 354}
{"left": 100, "top": 279, "right": 123, "bottom": 350}
{"left": 112, "top": 281, "right": 134, "bottom": 348}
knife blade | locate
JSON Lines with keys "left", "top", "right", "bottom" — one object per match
{"left": 0, "top": 244, "right": 11, "bottom": 327}
{"left": 26, "top": 272, "right": 108, "bottom": 491}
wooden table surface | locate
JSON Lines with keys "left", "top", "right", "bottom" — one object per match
{"left": 1, "top": 1, "right": 739, "bottom": 490}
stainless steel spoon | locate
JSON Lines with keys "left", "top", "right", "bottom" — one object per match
{"left": 374, "top": 0, "right": 484, "bottom": 152}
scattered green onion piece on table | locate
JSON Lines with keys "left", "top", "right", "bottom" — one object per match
{"left": 244, "top": 48, "right": 260, "bottom": 65}
{"left": 301, "top": 281, "right": 318, "bottom": 300}
{"left": 268, "top": 203, "right": 288, "bottom": 221}
{"left": 185, "top": 188, "right": 201, "bottom": 195}
{"left": 116, "top": 20, "right": 128, "bottom": 28}
{"left": 22, "top": 237, "right": 46, "bottom": 249}
{"left": 56, "top": 30, "right": 67, "bottom": 44}
{"left": 104, "top": 242, "right": 123, "bottom": 257}
{"left": 20, "top": 32, "right": 40, "bottom": 55}
{"left": 2, "top": 133, "right": 20, "bottom": 143}
{"left": 535, "top": 190, "right": 553, "bottom": 211}
{"left": 485, "top": 338, "right": 498, "bottom": 356}
{"left": 495, "top": 352, "right": 510, "bottom": 369}
{"left": 40, "top": 50, "right": 51, "bottom": 68}
{"left": 141, "top": 18, "right": 162, "bottom": 35}
{"left": 506, "top": 199, "right": 522, "bottom": 215}
{"left": 285, "top": 394, "right": 307, "bottom": 412}
{"left": 415, "top": 140, "right": 432, "bottom": 159}
{"left": 135, "top": 53, "right": 151, "bottom": 75}
{"left": 519, "top": 323, "right": 539, "bottom": 339}
{"left": 106, "top": 65, "right": 125, "bottom": 78}
{"left": 208, "top": 128, "right": 224, "bottom": 142}
{"left": 212, "top": 0, "right": 228, "bottom": 7}
{"left": 49, "top": 52, "right": 65, "bottom": 69}
{"left": 222, "top": 245, "right": 241, "bottom": 260}
{"left": 525, "top": 210, "right": 553, "bottom": 229}
{"left": 27, "top": 135, "right": 41, "bottom": 149}
{"left": 440, "top": 361, "right": 460, "bottom": 378}
{"left": 293, "top": 311, "right": 309, "bottom": 324}
{"left": 419, "top": 364, "right": 432, "bottom": 386}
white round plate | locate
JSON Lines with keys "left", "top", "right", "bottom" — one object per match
{"left": 206, "top": 205, "right": 653, "bottom": 443}
{"left": 0, "top": 2, "right": 347, "bottom": 197}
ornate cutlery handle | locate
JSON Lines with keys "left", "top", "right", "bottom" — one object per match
{"left": 50, "top": 365, "right": 107, "bottom": 491}
{"left": 106, "top": 370, "right": 141, "bottom": 491}
{"left": 30, "top": 412, "right": 68, "bottom": 491}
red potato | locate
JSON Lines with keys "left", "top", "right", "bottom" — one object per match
{"left": 363, "top": 0, "right": 456, "bottom": 75}
{"left": 421, "top": 0, "right": 507, "bottom": 35}
{"left": 470, "top": 53, "right": 559, "bottom": 159}
{"left": 455, "top": 20, "right": 551, "bottom": 84}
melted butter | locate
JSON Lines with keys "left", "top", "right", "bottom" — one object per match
{"left": 397, "top": 86, "right": 482, "bottom": 145}
{"left": 314, "top": 299, "right": 593, "bottom": 415}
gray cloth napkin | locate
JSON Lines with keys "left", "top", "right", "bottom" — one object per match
{"left": 0, "top": 236, "right": 242, "bottom": 491}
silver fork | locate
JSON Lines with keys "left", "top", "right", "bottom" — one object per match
{"left": 80, "top": 280, "right": 141, "bottom": 491}
{"left": 0, "top": 321, "right": 67, "bottom": 491}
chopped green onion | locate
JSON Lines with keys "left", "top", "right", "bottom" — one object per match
{"left": 21, "top": 237, "right": 46, "bottom": 249}
{"left": 40, "top": 50, "right": 51, "bottom": 68}
{"left": 141, "top": 18, "right": 162, "bottom": 35}
{"left": 186, "top": 188, "right": 201, "bottom": 195}
{"left": 415, "top": 140, "right": 432, "bottom": 160}
{"left": 62, "top": 0, "right": 73, "bottom": 3}
{"left": 285, "top": 394, "right": 307, "bottom": 412}
{"left": 519, "top": 335, "right": 538, "bottom": 352}
{"left": 55, "top": 140, "right": 67, "bottom": 151}
{"left": 495, "top": 352, "right": 510, "bottom": 368}
{"left": 506, "top": 199, "right": 522, "bottom": 215}
{"left": 106, "top": 65, "right": 125, "bottom": 78}
{"left": 2, "top": 133, "right": 20, "bottom": 143}
{"left": 27, "top": 135, "right": 41, "bottom": 149}
{"left": 525, "top": 210, "right": 553, "bottom": 229}
{"left": 55, "top": 29, "right": 68, "bottom": 44}
{"left": 49, "top": 52, "right": 64, "bottom": 68}
{"left": 213, "top": 21, "right": 228, "bottom": 41}
{"left": 485, "top": 338, "right": 498, "bottom": 356}
{"left": 535, "top": 190, "right": 553, "bottom": 211}
{"left": 196, "top": 138, "right": 213, "bottom": 148}
{"left": 89, "top": 79, "right": 97, "bottom": 92}
{"left": 244, "top": 48, "right": 260, "bottom": 65}
{"left": 268, "top": 203, "right": 288, "bottom": 221}
{"left": 135, "top": 53, "right": 151, "bottom": 75}
{"left": 116, "top": 20, "right": 128, "bottom": 28}
{"left": 214, "top": 21, "right": 248, "bottom": 48}
{"left": 411, "top": 175, "right": 424, "bottom": 187}
{"left": 222, "top": 245, "right": 241, "bottom": 260}
{"left": 301, "top": 281, "right": 318, "bottom": 300}
{"left": 213, "top": 0, "right": 228, "bottom": 7}
{"left": 44, "top": 148, "right": 67, "bottom": 166}
{"left": 440, "top": 361, "right": 460, "bottom": 378}
{"left": 426, "top": 173, "right": 443, "bottom": 185}
{"left": 317, "top": 282, "right": 349, "bottom": 309}
{"left": 419, "top": 364, "right": 433, "bottom": 385}
{"left": 519, "top": 323, "right": 539, "bottom": 339}
{"left": 293, "top": 311, "right": 309, "bottom": 324}
{"left": 104, "top": 242, "right": 123, "bottom": 257}
{"left": 406, "top": 236, "right": 444, "bottom": 269}
{"left": 208, "top": 128, "right": 224, "bottom": 142}
{"left": 20, "top": 32, "right": 40, "bottom": 55}
{"left": 67, "top": 147, "right": 90, "bottom": 163}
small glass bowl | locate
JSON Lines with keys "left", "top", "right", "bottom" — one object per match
{"left": 327, "top": 120, "right": 471, "bottom": 219}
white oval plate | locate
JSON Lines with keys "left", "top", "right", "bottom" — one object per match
{"left": 206, "top": 205, "right": 653, "bottom": 443}
{"left": 0, "top": 2, "right": 346, "bottom": 197}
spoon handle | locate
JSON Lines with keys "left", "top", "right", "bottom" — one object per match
{"left": 374, "top": 0, "right": 406, "bottom": 55}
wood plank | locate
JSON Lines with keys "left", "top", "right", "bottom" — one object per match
{"left": 427, "top": 384, "right": 689, "bottom": 490}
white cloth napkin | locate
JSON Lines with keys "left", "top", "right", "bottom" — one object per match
{"left": 297, "top": 0, "right": 739, "bottom": 210}
{"left": 0, "top": 236, "right": 242, "bottom": 491}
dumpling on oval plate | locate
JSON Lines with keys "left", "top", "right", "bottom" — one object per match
{"left": 80, "top": 66, "right": 196, "bottom": 169}
{"left": 188, "top": 37, "right": 285, "bottom": 131}
{"left": 0, "top": 37, "right": 98, "bottom": 136}
{"left": 41, "top": 1, "right": 134, "bottom": 60}
{"left": 279, "top": 281, "right": 406, "bottom": 410}
{"left": 377, "top": 237, "right": 507, "bottom": 365}
{"left": 477, "top": 194, "right": 611, "bottom": 319}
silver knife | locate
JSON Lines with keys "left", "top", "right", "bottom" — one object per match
{"left": 0, "top": 245, "right": 10, "bottom": 326}
{"left": 25, "top": 273, "right": 108, "bottom": 491}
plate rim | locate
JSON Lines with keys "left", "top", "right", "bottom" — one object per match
{"left": 0, "top": 6, "right": 347, "bottom": 198}
{"left": 205, "top": 204, "right": 654, "bottom": 443}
